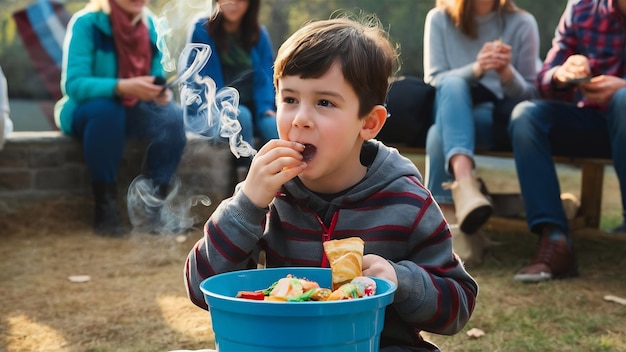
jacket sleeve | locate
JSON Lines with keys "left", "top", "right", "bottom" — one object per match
{"left": 502, "top": 12, "right": 541, "bottom": 100}
{"left": 252, "top": 26, "right": 277, "bottom": 117}
{"left": 536, "top": 2, "right": 577, "bottom": 101}
{"left": 391, "top": 185, "right": 478, "bottom": 335}
{"left": 62, "top": 12, "right": 118, "bottom": 102}
{"left": 184, "top": 190, "right": 269, "bottom": 309}
{"left": 184, "top": 18, "right": 224, "bottom": 120}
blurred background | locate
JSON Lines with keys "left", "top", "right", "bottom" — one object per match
{"left": 0, "top": 0, "right": 569, "bottom": 130}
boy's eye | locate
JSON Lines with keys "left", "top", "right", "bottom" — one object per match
{"left": 283, "top": 97, "right": 296, "bottom": 104}
{"left": 318, "top": 99, "right": 334, "bottom": 107}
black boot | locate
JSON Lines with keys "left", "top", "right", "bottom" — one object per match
{"left": 146, "top": 183, "right": 170, "bottom": 235}
{"left": 92, "top": 182, "right": 129, "bottom": 237}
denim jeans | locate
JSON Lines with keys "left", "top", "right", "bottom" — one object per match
{"left": 253, "top": 107, "right": 279, "bottom": 144}
{"left": 425, "top": 76, "right": 494, "bottom": 205}
{"left": 509, "top": 89, "right": 626, "bottom": 234}
{"left": 72, "top": 98, "right": 186, "bottom": 186}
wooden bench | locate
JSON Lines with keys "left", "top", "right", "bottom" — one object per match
{"left": 390, "top": 145, "right": 613, "bottom": 232}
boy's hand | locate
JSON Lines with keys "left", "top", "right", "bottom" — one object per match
{"left": 362, "top": 254, "right": 398, "bottom": 286}
{"left": 241, "top": 140, "right": 307, "bottom": 208}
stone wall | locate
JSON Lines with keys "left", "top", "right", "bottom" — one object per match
{"left": 0, "top": 131, "right": 235, "bottom": 220}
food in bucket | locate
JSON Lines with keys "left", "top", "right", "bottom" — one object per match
{"left": 235, "top": 274, "right": 376, "bottom": 302}
{"left": 235, "top": 237, "right": 373, "bottom": 301}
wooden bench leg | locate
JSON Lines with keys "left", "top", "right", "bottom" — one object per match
{"left": 579, "top": 162, "right": 605, "bottom": 229}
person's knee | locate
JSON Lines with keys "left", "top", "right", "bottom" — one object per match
{"left": 82, "top": 98, "right": 125, "bottom": 122}
{"left": 425, "top": 124, "right": 442, "bottom": 154}
{"left": 608, "top": 89, "right": 626, "bottom": 132}
{"left": 610, "top": 88, "right": 626, "bottom": 109}
{"left": 508, "top": 100, "right": 538, "bottom": 134}
{"left": 436, "top": 76, "right": 468, "bottom": 95}
{"left": 74, "top": 98, "right": 125, "bottom": 134}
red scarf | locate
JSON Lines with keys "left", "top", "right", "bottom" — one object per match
{"left": 109, "top": 0, "right": 151, "bottom": 107}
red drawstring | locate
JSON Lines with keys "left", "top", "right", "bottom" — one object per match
{"left": 317, "top": 211, "right": 339, "bottom": 268}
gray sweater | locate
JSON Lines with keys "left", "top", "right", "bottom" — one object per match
{"left": 424, "top": 8, "right": 541, "bottom": 99}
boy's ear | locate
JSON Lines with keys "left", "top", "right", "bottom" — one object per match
{"left": 360, "top": 105, "right": 388, "bottom": 140}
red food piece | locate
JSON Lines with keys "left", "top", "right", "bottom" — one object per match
{"left": 236, "top": 291, "right": 266, "bottom": 300}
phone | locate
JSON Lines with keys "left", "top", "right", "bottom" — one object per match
{"left": 566, "top": 76, "right": 592, "bottom": 84}
{"left": 154, "top": 75, "right": 177, "bottom": 94}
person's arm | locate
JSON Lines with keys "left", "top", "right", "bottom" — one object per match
{"left": 536, "top": 2, "right": 578, "bottom": 101}
{"left": 389, "top": 189, "right": 478, "bottom": 335}
{"left": 184, "top": 190, "right": 269, "bottom": 309}
{"left": 252, "top": 26, "right": 277, "bottom": 117}
{"left": 183, "top": 18, "right": 224, "bottom": 119}
{"left": 501, "top": 12, "right": 541, "bottom": 99}
{"left": 62, "top": 12, "right": 118, "bottom": 102}
{"left": 423, "top": 9, "right": 477, "bottom": 86}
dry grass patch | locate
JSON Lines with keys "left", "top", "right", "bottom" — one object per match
{"left": 0, "top": 199, "right": 215, "bottom": 352}
{"left": 1, "top": 159, "right": 625, "bottom": 351}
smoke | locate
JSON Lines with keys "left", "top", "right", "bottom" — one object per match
{"left": 126, "top": 0, "right": 256, "bottom": 235}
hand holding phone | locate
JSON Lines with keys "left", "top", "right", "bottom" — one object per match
{"left": 566, "top": 76, "right": 592, "bottom": 84}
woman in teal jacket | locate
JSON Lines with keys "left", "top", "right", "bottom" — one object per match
{"left": 186, "top": 0, "right": 277, "bottom": 182}
{"left": 55, "top": 0, "right": 186, "bottom": 237}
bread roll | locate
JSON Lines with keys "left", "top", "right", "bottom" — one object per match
{"left": 323, "top": 237, "right": 364, "bottom": 290}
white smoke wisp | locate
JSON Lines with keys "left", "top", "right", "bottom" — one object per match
{"left": 127, "top": 176, "right": 212, "bottom": 235}
{"left": 126, "top": 0, "right": 258, "bottom": 236}
{"left": 154, "top": 0, "right": 217, "bottom": 73}
{"left": 178, "top": 44, "right": 257, "bottom": 159}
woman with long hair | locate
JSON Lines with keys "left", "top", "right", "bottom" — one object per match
{"left": 187, "top": 0, "right": 277, "bottom": 182}
{"left": 423, "top": 0, "right": 540, "bottom": 236}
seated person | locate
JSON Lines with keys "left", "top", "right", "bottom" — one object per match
{"left": 55, "top": 0, "right": 186, "bottom": 237}
{"left": 185, "top": 0, "right": 277, "bottom": 182}
{"left": 423, "top": 0, "right": 540, "bottom": 235}
{"left": 509, "top": 0, "right": 626, "bottom": 283}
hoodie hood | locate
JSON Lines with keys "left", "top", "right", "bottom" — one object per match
{"left": 282, "top": 140, "right": 423, "bottom": 210}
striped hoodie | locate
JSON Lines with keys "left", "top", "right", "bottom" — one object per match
{"left": 184, "top": 140, "right": 478, "bottom": 351}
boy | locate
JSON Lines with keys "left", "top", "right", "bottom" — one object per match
{"left": 185, "top": 16, "right": 478, "bottom": 351}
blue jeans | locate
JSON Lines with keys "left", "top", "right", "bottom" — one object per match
{"left": 72, "top": 98, "right": 186, "bottom": 186}
{"left": 509, "top": 89, "right": 626, "bottom": 234}
{"left": 425, "top": 76, "right": 494, "bottom": 204}
{"left": 253, "top": 107, "right": 279, "bottom": 144}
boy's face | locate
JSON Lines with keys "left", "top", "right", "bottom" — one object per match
{"left": 276, "top": 61, "right": 378, "bottom": 193}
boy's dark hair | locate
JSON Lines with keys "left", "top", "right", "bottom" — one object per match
{"left": 274, "top": 15, "right": 399, "bottom": 118}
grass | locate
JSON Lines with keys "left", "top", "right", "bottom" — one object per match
{"left": 0, "top": 154, "right": 624, "bottom": 352}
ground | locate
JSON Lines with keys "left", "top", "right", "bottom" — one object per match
{"left": 1, "top": 162, "right": 625, "bottom": 351}
{"left": 0, "top": 198, "right": 216, "bottom": 352}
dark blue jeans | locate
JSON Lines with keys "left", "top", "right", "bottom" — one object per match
{"left": 72, "top": 98, "right": 186, "bottom": 187}
{"left": 509, "top": 89, "right": 626, "bottom": 234}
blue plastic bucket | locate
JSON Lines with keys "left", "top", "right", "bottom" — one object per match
{"left": 199, "top": 267, "right": 396, "bottom": 352}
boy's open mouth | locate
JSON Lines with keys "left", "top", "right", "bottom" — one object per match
{"left": 301, "top": 143, "right": 317, "bottom": 162}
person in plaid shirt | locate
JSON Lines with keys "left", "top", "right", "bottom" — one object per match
{"left": 509, "top": 0, "right": 626, "bottom": 283}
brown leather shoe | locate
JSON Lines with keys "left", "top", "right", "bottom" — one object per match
{"left": 514, "top": 235, "right": 579, "bottom": 283}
